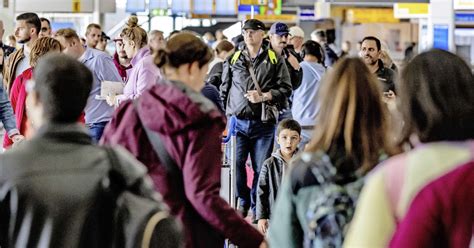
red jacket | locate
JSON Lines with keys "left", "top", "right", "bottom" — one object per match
{"left": 101, "top": 81, "right": 264, "bottom": 248}
{"left": 390, "top": 161, "right": 474, "bottom": 248}
{"left": 3, "top": 67, "right": 32, "bottom": 148}
{"left": 4, "top": 68, "right": 85, "bottom": 148}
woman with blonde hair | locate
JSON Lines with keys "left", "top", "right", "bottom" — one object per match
{"left": 3, "top": 37, "right": 62, "bottom": 148}
{"left": 268, "top": 57, "right": 398, "bottom": 248}
{"left": 106, "top": 16, "right": 161, "bottom": 107}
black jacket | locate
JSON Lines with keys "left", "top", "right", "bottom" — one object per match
{"left": 256, "top": 150, "right": 288, "bottom": 220}
{"left": 376, "top": 59, "right": 396, "bottom": 92}
{"left": 206, "top": 61, "right": 224, "bottom": 89}
{"left": 0, "top": 123, "right": 181, "bottom": 248}
{"left": 278, "top": 46, "right": 303, "bottom": 91}
{"left": 220, "top": 42, "right": 292, "bottom": 119}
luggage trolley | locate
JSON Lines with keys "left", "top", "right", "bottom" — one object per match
{"left": 221, "top": 116, "right": 238, "bottom": 209}
{"left": 221, "top": 116, "right": 238, "bottom": 248}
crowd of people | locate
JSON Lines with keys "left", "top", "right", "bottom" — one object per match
{"left": 0, "top": 12, "right": 473, "bottom": 248}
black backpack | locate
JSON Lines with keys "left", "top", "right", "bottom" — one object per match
{"left": 104, "top": 147, "right": 182, "bottom": 248}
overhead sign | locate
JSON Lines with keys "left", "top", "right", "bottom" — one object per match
{"left": 72, "top": 0, "right": 81, "bottom": 12}
{"left": 172, "top": 0, "right": 191, "bottom": 13}
{"left": 216, "top": 0, "right": 237, "bottom": 15}
{"left": 454, "top": 0, "right": 474, "bottom": 10}
{"left": 241, "top": 0, "right": 268, "bottom": 5}
{"left": 346, "top": 8, "right": 399, "bottom": 23}
{"left": 455, "top": 12, "right": 474, "bottom": 23}
{"left": 126, "top": 0, "right": 146, "bottom": 12}
{"left": 245, "top": 14, "right": 297, "bottom": 22}
{"left": 149, "top": 0, "right": 168, "bottom": 9}
{"left": 193, "top": 0, "right": 213, "bottom": 14}
{"left": 394, "top": 3, "right": 429, "bottom": 18}
{"left": 433, "top": 24, "right": 449, "bottom": 51}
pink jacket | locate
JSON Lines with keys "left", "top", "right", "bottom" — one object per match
{"left": 116, "top": 46, "right": 161, "bottom": 103}
{"left": 390, "top": 160, "right": 474, "bottom": 248}
{"left": 101, "top": 81, "right": 264, "bottom": 248}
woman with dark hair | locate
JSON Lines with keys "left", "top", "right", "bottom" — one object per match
{"left": 291, "top": 40, "right": 326, "bottom": 149}
{"left": 345, "top": 49, "right": 474, "bottom": 247}
{"left": 101, "top": 33, "right": 265, "bottom": 248}
{"left": 268, "top": 57, "right": 397, "bottom": 248}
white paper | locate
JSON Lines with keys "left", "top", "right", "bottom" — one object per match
{"left": 99, "top": 81, "right": 124, "bottom": 99}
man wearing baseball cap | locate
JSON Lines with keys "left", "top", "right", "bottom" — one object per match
{"left": 220, "top": 19, "right": 292, "bottom": 223}
{"left": 268, "top": 22, "right": 303, "bottom": 122}
{"left": 289, "top": 26, "right": 305, "bottom": 56}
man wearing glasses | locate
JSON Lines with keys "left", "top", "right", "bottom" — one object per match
{"left": 220, "top": 19, "right": 292, "bottom": 223}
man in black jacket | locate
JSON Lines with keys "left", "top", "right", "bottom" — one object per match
{"left": 268, "top": 22, "right": 303, "bottom": 121}
{"left": 220, "top": 19, "right": 292, "bottom": 221}
{"left": 0, "top": 54, "right": 181, "bottom": 248}
{"left": 360, "top": 36, "right": 396, "bottom": 93}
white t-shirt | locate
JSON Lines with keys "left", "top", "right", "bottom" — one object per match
{"left": 14, "top": 47, "right": 30, "bottom": 80}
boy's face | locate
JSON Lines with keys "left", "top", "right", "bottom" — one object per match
{"left": 277, "top": 129, "right": 301, "bottom": 156}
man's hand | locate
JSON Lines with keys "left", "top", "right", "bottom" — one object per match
{"left": 105, "top": 94, "right": 118, "bottom": 107}
{"left": 287, "top": 53, "right": 300, "bottom": 70}
{"left": 11, "top": 134, "right": 25, "bottom": 146}
{"left": 258, "top": 219, "right": 269, "bottom": 234}
{"left": 245, "top": 90, "right": 262, "bottom": 104}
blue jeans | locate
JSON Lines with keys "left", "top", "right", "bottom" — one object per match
{"left": 235, "top": 118, "right": 275, "bottom": 215}
{"left": 88, "top": 121, "right": 108, "bottom": 143}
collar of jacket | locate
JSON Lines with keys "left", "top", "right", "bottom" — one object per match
{"left": 35, "top": 122, "right": 92, "bottom": 145}
{"left": 168, "top": 79, "right": 217, "bottom": 114}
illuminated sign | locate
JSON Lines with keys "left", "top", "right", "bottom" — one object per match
{"left": 394, "top": 3, "right": 429, "bottom": 18}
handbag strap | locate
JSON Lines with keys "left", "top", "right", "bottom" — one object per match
{"left": 133, "top": 100, "right": 181, "bottom": 177}
{"left": 243, "top": 50, "right": 263, "bottom": 95}
{"left": 141, "top": 211, "right": 169, "bottom": 248}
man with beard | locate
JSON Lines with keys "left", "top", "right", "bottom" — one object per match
{"left": 359, "top": 36, "right": 395, "bottom": 93}
{"left": 268, "top": 22, "right": 303, "bottom": 121}
{"left": 112, "top": 36, "right": 132, "bottom": 81}
{"left": 2, "top": 12, "right": 40, "bottom": 93}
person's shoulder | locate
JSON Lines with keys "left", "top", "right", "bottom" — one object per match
{"left": 289, "top": 151, "right": 332, "bottom": 193}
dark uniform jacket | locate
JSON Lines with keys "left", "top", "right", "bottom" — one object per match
{"left": 220, "top": 41, "right": 292, "bottom": 119}
{"left": 375, "top": 59, "right": 396, "bottom": 93}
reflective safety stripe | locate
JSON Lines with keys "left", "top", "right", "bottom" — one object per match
{"left": 268, "top": 49, "right": 277, "bottom": 64}
{"left": 230, "top": 49, "right": 277, "bottom": 65}
{"left": 230, "top": 50, "right": 242, "bottom": 65}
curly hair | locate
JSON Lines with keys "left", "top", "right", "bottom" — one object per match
{"left": 30, "top": 37, "right": 63, "bottom": 67}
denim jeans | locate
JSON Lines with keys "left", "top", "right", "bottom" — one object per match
{"left": 88, "top": 121, "right": 108, "bottom": 143}
{"left": 235, "top": 118, "right": 275, "bottom": 215}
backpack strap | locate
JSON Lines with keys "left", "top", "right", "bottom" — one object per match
{"left": 267, "top": 49, "right": 277, "bottom": 64}
{"left": 141, "top": 211, "right": 169, "bottom": 248}
{"left": 230, "top": 50, "right": 242, "bottom": 65}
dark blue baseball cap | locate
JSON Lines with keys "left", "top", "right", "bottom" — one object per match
{"left": 269, "top": 22, "right": 290, "bottom": 36}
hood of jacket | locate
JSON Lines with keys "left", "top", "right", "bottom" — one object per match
{"left": 137, "top": 80, "right": 226, "bottom": 135}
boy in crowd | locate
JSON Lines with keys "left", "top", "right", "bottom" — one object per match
{"left": 256, "top": 118, "right": 302, "bottom": 234}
